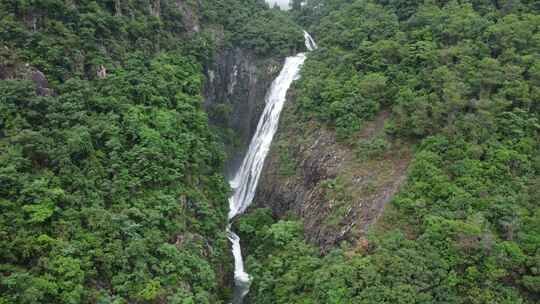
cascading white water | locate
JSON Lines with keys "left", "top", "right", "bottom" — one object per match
{"left": 227, "top": 31, "right": 317, "bottom": 304}
{"left": 304, "top": 30, "right": 318, "bottom": 51}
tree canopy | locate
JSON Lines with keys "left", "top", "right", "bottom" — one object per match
{"left": 0, "top": 0, "right": 304, "bottom": 303}
{"left": 240, "top": 0, "right": 540, "bottom": 303}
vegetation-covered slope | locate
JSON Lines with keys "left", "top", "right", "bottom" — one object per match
{"left": 0, "top": 0, "right": 303, "bottom": 303}
{"left": 1, "top": 51, "right": 230, "bottom": 304}
{"left": 241, "top": 0, "right": 540, "bottom": 303}
{"left": 2, "top": 0, "right": 539, "bottom": 303}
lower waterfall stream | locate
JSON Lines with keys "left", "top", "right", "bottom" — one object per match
{"left": 227, "top": 32, "right": 316, "bottom": 304}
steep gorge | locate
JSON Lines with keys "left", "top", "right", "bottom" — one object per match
{"left": 0, "top": 1, "right": 302, "bottom": 302}
{"left": 2, "top": 0, "right": 538, "bottom": 303}
{"left": 203, "top": 47, "right": 283, "bottom": 176}
{"left": 234, "top": 1, "right": 540, "bottom": 303}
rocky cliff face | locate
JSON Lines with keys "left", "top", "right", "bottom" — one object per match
{"left": 253, "top": 91, "right": 413, "bottom": 252}
{"left": 203, "top": 48, "right": 282, "bottom": 176}
{"left": 0, "top": 52, "right": 53, "bottom": 96}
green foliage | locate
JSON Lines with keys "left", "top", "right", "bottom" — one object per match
{"left": 0, "top": 51, "right": 231, "bottom": 303}
{"left": 244, "top": 0, "right": 540, "bottom": 303}
{"left": 2, "top": 0, "right": 539, "bottom": 302}
{"left": 0, "top": 0, "right": 208, "bottom": 82}
{"left": 276, "top": 140, "right": 297, "bottom": 176}
{"left": 0, "top": 0, "right": 303, "bottom": 86}
{"left": 199, "top": 0, "right": 304, "bottom": 56}
{"left": 0, "top": 1, "right": 309, "bottom": 302}
{"left": 320, "top": 177, "right": 354, "bottom": 227}
{"left": 234, "top": 9, "right": 304, "bottom": 56}
{"left": 292, "top": 0, "right": 397, "bottom": 139}
{"left": 356, "top": 134, "right": 391, "bottom": 160}
{"left": 0, "top": 0, "right": 267, "bottom": 301}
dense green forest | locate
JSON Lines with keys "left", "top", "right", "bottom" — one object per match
{"left": 1, "top": 0, "right": 539, "bottom": 303}
{"left": 0, "top": 0, "right": 301, "bottom": 303}
{"left": 238, "top": 0, "right": 540, "bottom": 303}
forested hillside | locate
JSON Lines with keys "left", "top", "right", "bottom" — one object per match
{"left": 1, "top": 0, "right": 539, "bottom": 303}
{"left": 240, "top": 0, "right": 540, "bottom": 303}
{"left": 0, "top": 1, "right": 301, "bottom": 303}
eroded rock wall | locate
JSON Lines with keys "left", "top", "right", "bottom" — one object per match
{"left": 203, "top": 48, "right": 282, "bottom": 176}
{"left": 253, "top": 92, "right": 412, "bottom": 252}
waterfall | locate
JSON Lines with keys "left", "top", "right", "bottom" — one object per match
{"left": 227, "top": 32, "right": 317, "bottom": 304}
{"left": 304, "top": 30, "right": 318, "bottom": 51}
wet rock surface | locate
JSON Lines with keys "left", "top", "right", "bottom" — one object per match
{"left": 203, "top": 48, "right": 282, "bottom": 176}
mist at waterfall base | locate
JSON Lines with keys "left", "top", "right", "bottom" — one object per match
{"left": 226, "top": 32, "right": 317, "bottom": 303}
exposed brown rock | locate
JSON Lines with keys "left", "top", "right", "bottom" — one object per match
{"left": 114, "top": 0, "right": 122, "bottom": 16}
{"left": 0, "top": 51, "right": 53, "bottom": 96}
{"left": 97, "top": 65, "right": 107, "bottom": 79}
{"left": 30, "top": 69, "right": 53, "bottom": 96}
{"left": 176, "top": 0, "right": 200, "bottom": 34}
{"left": 151, "top": 0, "right": 160, "bottom": 17}
{"left": 0, "top": 65, "right": 7, "bottom": 80}
{"left": 254, "top": 98, "right": 412, "bottom": 252}
{"left": 31, "top": 69, "right": 47, "bottom": 88}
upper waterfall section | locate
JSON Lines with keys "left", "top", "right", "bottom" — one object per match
{"left": 304, "top": 31, "right": 318, "bottom": 51}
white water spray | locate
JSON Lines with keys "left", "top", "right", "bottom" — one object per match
{"left": 227, "top": 32, "right": 317, "bottom": 303}
{"left": 304, "top": 30, "right": 318, "bottom": 51}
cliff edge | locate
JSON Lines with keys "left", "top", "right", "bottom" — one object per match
{"left": 254, "top": 90, "right": 413, "bottom": 251}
